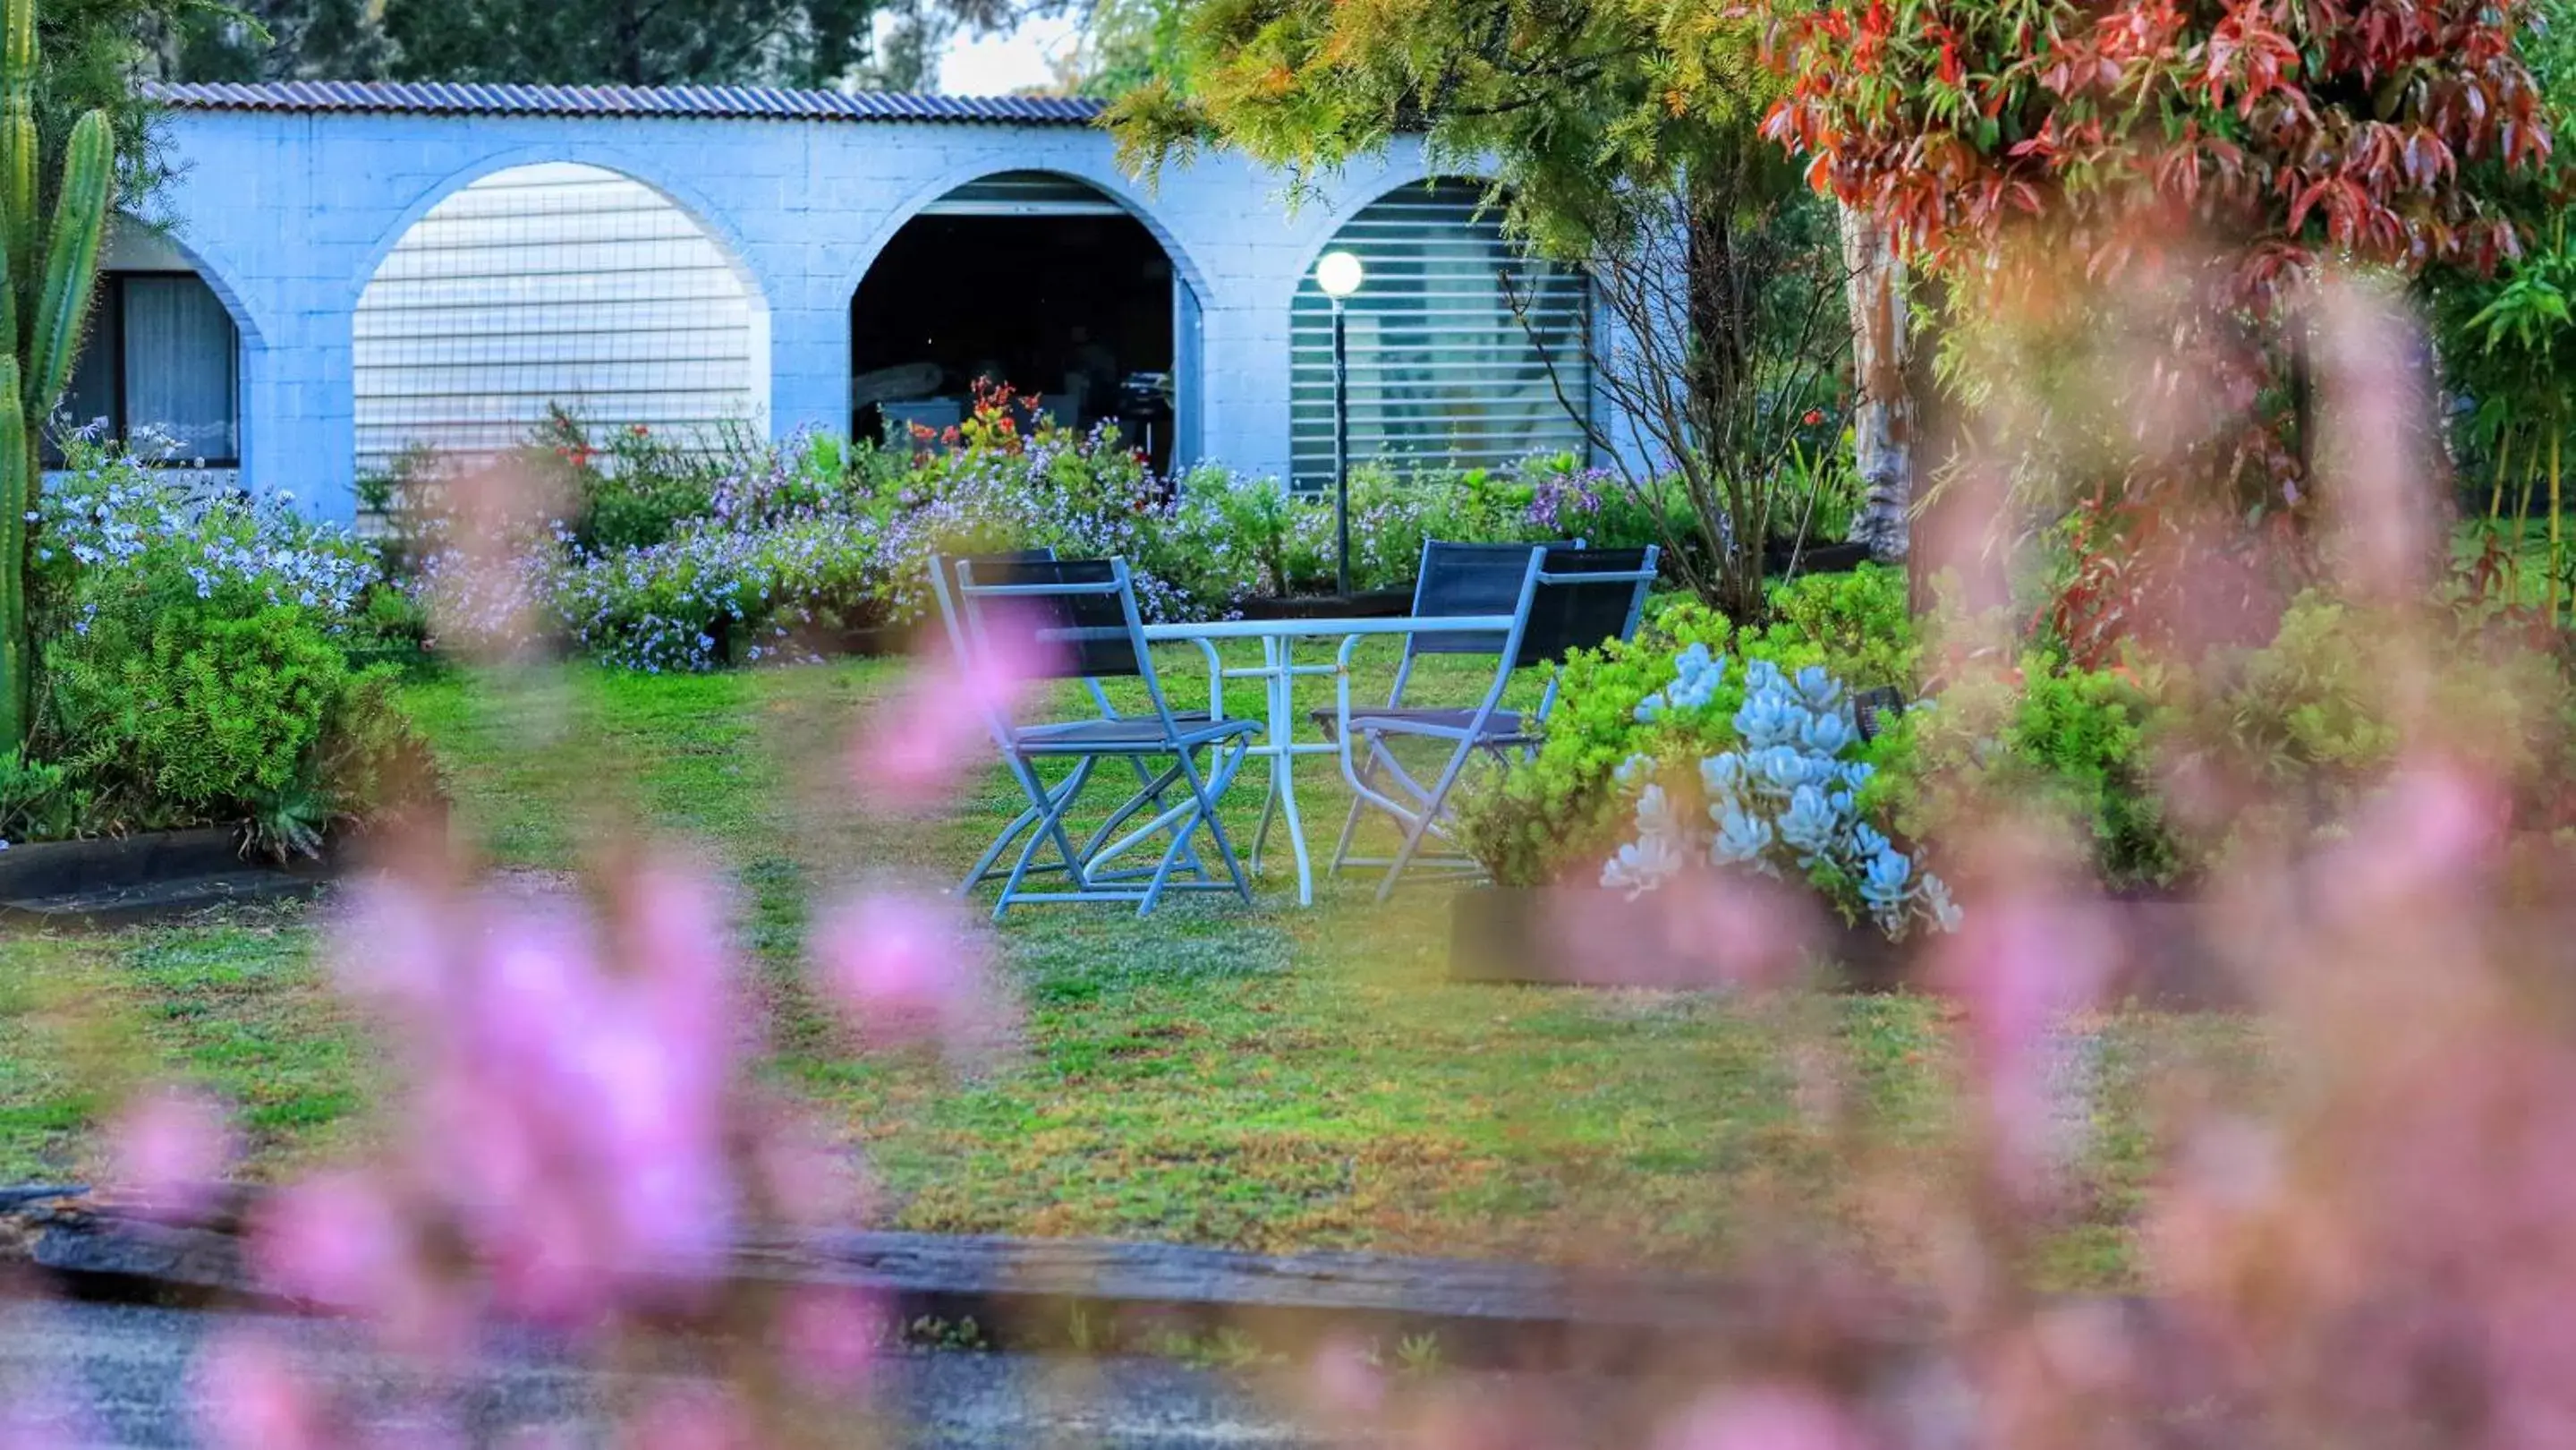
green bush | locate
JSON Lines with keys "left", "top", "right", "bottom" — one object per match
{"left": 523, "top": 406, "right": 724, "bottom": 552}
{"left": 1749, "top": 563, "right": 1917, "bottom": 691}
{"left": 1865, "top": 653, "right": 2183, "bottom": 890}
{"left": 19, "top": 445, "right": 425, "bottom": 852}
{"left": 1450, "top": 601, "right": 1740, "bottom": 887}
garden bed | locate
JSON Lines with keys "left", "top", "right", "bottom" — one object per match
{"left": 1447, "top": 883, "right": 2246, "bottom": 1009}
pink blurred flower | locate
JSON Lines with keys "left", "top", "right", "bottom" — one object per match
{"left": 1308, "top": 1333, "right": 1386, "bottom": 1418}
{"left": 1928, "top": 889, "right": 2115, "bottom": 1198}
{"left": 776, "top": 1284, "right": 881, "bottom": 1391}
{"left": 1653, "top": 1386, "right": 1875, "bottom": 1450}
{"left": 809, "top": 886, "right": 1002, "bottom": 1053}
{"left": 850, "top": 624, "right": 1053, "bottom": 813}
{"left": 0, "top": 1372, "right": 92, "bottom": 1449}
{"left": 252, "top": 1171, "right": 420, "bottom": 1316}
{"left": 625, "top": 1383, "right": 756, "bottom": 1450}
{"left": 106, "top": 1086, "right": 236, "bottom": 1222}
{"left": 192, "top": 1330, "right": 328, "bottom": 1450}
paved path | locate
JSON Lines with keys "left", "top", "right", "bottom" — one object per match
{"left": 0, "top": 1300, "right": 1336, "bottom": 1448}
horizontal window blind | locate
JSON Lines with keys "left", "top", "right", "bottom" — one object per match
{"left": 353, "top": 161, "right": 765, "bottom": 474}
{"left": 1289, "top": 179, "right": 1588, "bottom": 491}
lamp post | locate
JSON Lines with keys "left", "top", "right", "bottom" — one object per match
{"left": 1315, "top": 250, "right": 1365, "bottom": 598}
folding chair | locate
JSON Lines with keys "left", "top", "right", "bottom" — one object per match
{"left": 1325, "top": 542, "right": 1660, "bottom": 900}
{"left": 956, "top": 557, "right": 1260, "bottom": 917}
{"left": 928, "top": 550, "right": 1228, "bottom": 900}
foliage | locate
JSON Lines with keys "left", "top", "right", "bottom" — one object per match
{"left": 2426, "top": 3, "right": 2576, "bottom": 626}
{"left": 0, "top": 746, "right": 78, "bottom": 842}
{"left": 411, "top": 389, "right": 1655, "bottom": 671}
{"left": 1455, "top": 570, "right": 1919, "bottom": 887}
{"left": 1867, "top": 652, "right": 2183, "bottom": 891}
{"left": 1763, "top": 0, "right": 2560, "bottom": 650}
{"left": 1450, "top": 601, "right": 1750, "bottom": 888}
{"left": 1748, "top": 562, "right": 1916, "bottom": 691}
{"left": 21, "top": 444, "right": 417, "bottom": 852}
{"left": 1108, "top": 0, "right": 1856, "bottom": 624}
{"left": 0, "top": 0, "right": 114, "bottom": 756}
{"left": 522, "top": 406, "right": 723, "bottom": 554}
{"left": 1601, "top": 650, "right": 1958, "bottom": 937}
{"left": 162, "top": 0, "right": 1004, "bottom": 91}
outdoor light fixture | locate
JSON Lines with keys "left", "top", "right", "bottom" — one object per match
{"left": 1316, "top": 250, "right": 1365, "bottom": 301}
{"left": 1316, "top": 251, "right": 1365, "bottom": 595}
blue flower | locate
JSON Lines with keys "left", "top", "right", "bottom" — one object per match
{"left": 1747, "top": 745, "right": 1820, "bottom": 795}
{"left": 1858, "top": 846, "right": 1914, "bottom": 909}
{"left": 1798, "top": 707, "right": 1855, "bottom": 756}
{"left": 1792, "top": 664, "right": 1843, "bottom": 712}
{"left": 1734, "top": 693, "right": 1805, "bottom": 749}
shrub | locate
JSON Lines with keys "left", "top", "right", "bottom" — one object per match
{"left": 25, "top": 444, "right": 419, "bottom": 852}
{"left": 1749, "top": 563, "right": 1917, "bottom": 692}
{"left": 1450, "top": 601, "right": 1741, "bottom": 887}
{"left": 1866, "top": 652, "right": 2184, "bottom": 891}
{"left": 522, "top": 406, "right": 725, "bottom": 553}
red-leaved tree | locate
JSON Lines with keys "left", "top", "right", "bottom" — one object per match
{"left": 1759, "top": 0, "right": 2555, "bottom": 657}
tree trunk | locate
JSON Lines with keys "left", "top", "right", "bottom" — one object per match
{"left": 1840, "top": 201, "right": 1913, "bottom": 562}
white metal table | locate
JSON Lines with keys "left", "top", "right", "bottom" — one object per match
{"left": 1139, "top": 614, "right": 1516, "bottom": 906}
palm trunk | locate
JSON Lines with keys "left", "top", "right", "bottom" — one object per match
{"left": 1839, "top": 200, "right": 1913, "bottom": 561}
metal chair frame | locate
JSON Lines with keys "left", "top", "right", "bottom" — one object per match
{"left": 927, "top": 550, "right": 1226, "bottom": 900}
{"left": 956, "top": 557, "right": 1257, "bottom": 917}
{"left": 1328, "top": 541, "right": 1660, "bottom": 900}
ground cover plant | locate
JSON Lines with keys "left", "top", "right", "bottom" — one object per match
{"left": 382, "top": 389, "right": 1682, "bottom": 673}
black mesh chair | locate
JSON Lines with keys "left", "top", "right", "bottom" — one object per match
{"left": 1325, "top": 541, "right": 1660, "bottom": 900}
{"left": 929, "top": 549, "right": 1227, "bottom": 899}
{"left": 956, "top": 557, "right": 1259, "bottom": 917}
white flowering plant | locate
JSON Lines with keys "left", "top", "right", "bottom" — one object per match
{"left": 20, "top": 440, "right": 428, "bottom": 853}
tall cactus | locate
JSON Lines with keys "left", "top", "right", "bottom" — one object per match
{"left": 0, "top": 0, "right": 113, "bottom": 757}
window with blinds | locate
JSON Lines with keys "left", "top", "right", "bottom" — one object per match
{"left": 353, "top": 161, "right": 766, "bottom": 474}
{"left": 1289, "top": 178, "right": 1589, "bottom": 492}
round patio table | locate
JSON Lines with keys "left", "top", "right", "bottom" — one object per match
{"left": 1138, "top": 614, "right": 1516, "bottom": 906}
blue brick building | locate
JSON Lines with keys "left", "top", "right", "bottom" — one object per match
{"left": 94, "top": 81, "right": 1611, "bottom": 521}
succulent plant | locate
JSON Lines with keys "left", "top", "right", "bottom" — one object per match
{"left": 1604, "top": 640, "right": 1958, "bottom": 938}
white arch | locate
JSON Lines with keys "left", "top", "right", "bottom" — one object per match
{"left": 836, "top": 161, "right": 1216, "bottom": 317}
{"left": 353, "top": 159, "right": 773, "bottom": 473}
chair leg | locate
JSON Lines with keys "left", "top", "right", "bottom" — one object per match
{"left": 994, "top": 756, "right": 1095, "bottom": 920}
{"left": 1376, "top": 740, "right": 1478, "bottom": 903}
{"left": 1151, "top": 738, "right": 1253, "bottom": 912}
{"left": 964, "top": 763, "right": 1086, "bottom": 895}
{"left": 1125, "top": 756, "right": 1208, "bottom": 879}
{"left": 1328, "top": 734, "right": 1384, "bottom": 875}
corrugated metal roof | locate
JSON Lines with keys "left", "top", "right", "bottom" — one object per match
{"left": 140, "top": 80, "right": 1108, "bottom": 126}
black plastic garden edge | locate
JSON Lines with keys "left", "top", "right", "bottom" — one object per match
{"left": 0, "top": 826, "right": 372, "bottom": 930}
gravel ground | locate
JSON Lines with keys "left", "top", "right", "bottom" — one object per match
{"left": 0, "top": 1299, "right": 1338, "bottom": 1448}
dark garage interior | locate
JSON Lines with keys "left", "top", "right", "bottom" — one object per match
{"left": 850, "top": 183, "right": 1179, "bottom": 472}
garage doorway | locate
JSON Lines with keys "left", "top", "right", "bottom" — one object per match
{"left": 850, "top": 172, "right": 1189, "bottom": 473}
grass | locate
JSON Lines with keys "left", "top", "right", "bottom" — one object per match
{"left": 0, "top": 646, "right": 2255, "bottom": 1285}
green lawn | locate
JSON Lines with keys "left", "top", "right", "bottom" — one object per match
{"left": 0, "top": 648, "right": 2256, "bottom": 1285}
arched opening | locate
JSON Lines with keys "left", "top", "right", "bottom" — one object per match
{"left": 1290, "top": 177, "right": 1591, "bottom": 491}
{"left": 850, "top": 171, "right": 1185, "bottom": 473}
{"left": 53, "top": 216, "right": 246, "bottom": 475}
{"left": 353, "top": 161, "right": 770, "bottom": 476}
